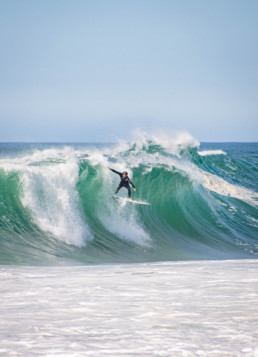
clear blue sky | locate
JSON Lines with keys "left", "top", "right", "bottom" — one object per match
{"left": 0, "top": 0, "right": 257, "bottom": 142}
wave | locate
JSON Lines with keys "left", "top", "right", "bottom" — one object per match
{"left": 0, "top": 133, "right": 257, "bottom": 265}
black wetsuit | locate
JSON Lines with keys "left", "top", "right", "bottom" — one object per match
{"left": 110, "top": 168, "right": 136, "bottom": 198}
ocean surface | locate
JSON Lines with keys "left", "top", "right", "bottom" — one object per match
{"left": 0, "top": 132, "right": 258, "bottom": 356}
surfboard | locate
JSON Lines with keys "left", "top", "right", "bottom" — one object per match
{"left": 112, "top": 195, "right": 151, "bottom": 206}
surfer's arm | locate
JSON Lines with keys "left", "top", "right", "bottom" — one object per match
{"left": 109, "top": 168, "right": 122, "bottom": 176}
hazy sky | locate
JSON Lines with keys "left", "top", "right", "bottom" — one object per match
{"left": 1, "top": 0, "right": 257, "bottom": 142}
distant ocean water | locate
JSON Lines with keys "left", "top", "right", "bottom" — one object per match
{"left": 0, "top": 132, "right": 258, "bottom": 356}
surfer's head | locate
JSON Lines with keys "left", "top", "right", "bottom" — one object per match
{"left": 122, "top": 171, "right": 128, "bottom": 177}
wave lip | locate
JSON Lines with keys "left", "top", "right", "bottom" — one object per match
{"left": 130, "top": 129, "right": 200, "bottom": 156}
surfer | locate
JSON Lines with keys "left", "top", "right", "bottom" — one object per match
{"left": 109, "top": 167, "right": 136, "bottom": 198}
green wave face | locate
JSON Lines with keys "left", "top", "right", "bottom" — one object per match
{"left": 0, "top": 137, "right": 257, "bottom": 265}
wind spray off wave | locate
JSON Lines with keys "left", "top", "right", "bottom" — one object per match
{"left": 0, "top": 132, "right": 257, "bottom": 265}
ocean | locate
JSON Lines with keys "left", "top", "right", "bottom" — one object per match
{"left": 0, "top": 132, "right": 258, "bottom": 356}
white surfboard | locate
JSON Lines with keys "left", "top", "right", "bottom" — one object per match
{"left": 112, "top": 195, "right": 151, "bottom": 206}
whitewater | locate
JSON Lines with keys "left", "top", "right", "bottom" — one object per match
{"left": 0, "top": 132, "right": 258, "bottom": 356}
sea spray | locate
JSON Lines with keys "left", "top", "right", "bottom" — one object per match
{"left": 0, "top": 147, "right": 91, "bottom": 247}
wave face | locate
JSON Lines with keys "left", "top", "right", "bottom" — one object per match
{"left": 0, "top": 133, "right": 257, "bottom": 265}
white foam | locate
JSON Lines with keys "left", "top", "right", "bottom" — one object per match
{"left": 200, "top": 171, "right": 258, "bottom": 206}
{"left": 131, "top": 129, "right": 200, "bottom": 156}
{"left": 100, "top": 211, "right": 150, "bottom": 245}
{"left": 198, "top": 150, "right": 227, "bottom": 156}
{"left": 0, "top": 148, "right": 92, "bottom": 247}
{"left": 1, "top": 260, "right": 258, "bottom": 356}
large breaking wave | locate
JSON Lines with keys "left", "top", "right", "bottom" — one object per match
{"left": 0, "top": 131, "right": 257, "bottom": 265}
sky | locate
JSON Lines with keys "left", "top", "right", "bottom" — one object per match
{"left": 0, "top": 0, "right": 257, "bottom": 142}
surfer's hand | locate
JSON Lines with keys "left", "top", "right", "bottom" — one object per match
{"left": 134, "top": 188, "right": 136, "bottom": 191}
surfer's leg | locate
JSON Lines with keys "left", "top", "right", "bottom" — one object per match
{"left": 127, "top": 187, "right": 131, "bottom": 198}
{"left": 115, "top": 184, "right": 122, "bottom": 195}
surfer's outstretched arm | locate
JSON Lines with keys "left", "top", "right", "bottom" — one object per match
{"left": 109, "top": 167, "right": 122, "bottom": 177}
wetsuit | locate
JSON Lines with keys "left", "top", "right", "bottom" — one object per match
{"left": 109, "top": 168, "right": 136, "bottom": 198}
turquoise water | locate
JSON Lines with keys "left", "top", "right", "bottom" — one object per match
{"left": 0, "top": 135, "right": 257, "bottom": 265}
